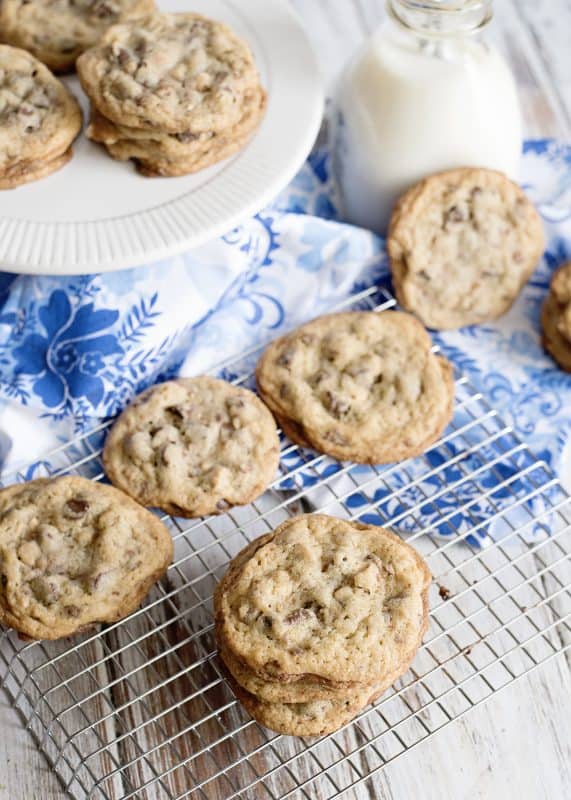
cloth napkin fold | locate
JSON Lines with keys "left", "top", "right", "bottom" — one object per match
{"left": 0, "top": 127, "right": 570, "bottom": 515}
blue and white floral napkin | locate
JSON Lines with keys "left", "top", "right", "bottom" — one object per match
{"left": 0, "top": 128, "right": 570, "bottom": 509}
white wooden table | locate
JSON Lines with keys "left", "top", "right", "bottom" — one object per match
{"left": 1, "top": 2, "right": 571, "bottom": 798}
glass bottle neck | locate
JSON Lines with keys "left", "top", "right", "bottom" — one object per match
{"left": 387, "top": 0, "right": 493, "bottom": 37}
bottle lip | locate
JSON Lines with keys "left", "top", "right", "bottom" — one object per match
{"left": 387, "top": 0, "right": 493, "bottom": 37}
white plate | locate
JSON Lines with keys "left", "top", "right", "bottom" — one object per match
{"left": 0, "top": 0, "right": 323, "bottom": 275}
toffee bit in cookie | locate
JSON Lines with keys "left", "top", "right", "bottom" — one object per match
{"left": 444, "top": 205, "right": 465, "bottom": 225}
{"left": 64, "top": 498, "right": 90, "bottom": 518}
{"left": 165, "top": 405, "right": 185, "bottom": 422}
{"left": 276, "top": 348, "right": 295, "bottom": 368}
{"left": 18, "top": 540, "right": 42, "bottom": 567}
{"left": 168, "top": 503, "right": 188, "bottom": 517}
{"left": 285, "top": 608, "right": 313, "bottom": 625}
{"left": 175, "top": 130, "right": 201, "bottom": 143}
{"left": 31, "top": 577, "right": 61, "bottom": 604}
{"left": 115, "top": 47, "right": 129, "bottom": 65}
{"left": 90, "top": 570, "right": 115, "bottom": 592}
{"left": 323, "top": 430, "right": 349, "bottom": 447}
{"left": 65, "top": 605, "right": 81, "bottom": 617}
{"left": 323, "top": 390, "right": 350, "bottom": 419}
{"left": 310, "top": 370, "right": 328, "bottom": 387}
{"left": 92, "top": 1, "right": 115, "bottom": 19}
{"left": 344, "top": 362, "right": 368, "bottom": 379}
{"left": 228, "top": 397, "right": 245, "bottom": 410}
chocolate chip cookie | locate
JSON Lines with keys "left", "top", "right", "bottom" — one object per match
{"left": 0, "top": 476, "right": 173, "bottom": 640}
{"left": 77, "top": 12, "right": 261, "bottom": 133}
{"left": 388, "top": 167, "right": 545, "bottom": 329}
{"left": 541, "top": 261, "right": 571, "bottom": 372}
{"left": 103, "top": 377, "right": 281, "bottom": 518}
{"left": 0, "top": 45, "right": 82, "bottom": 188}
{"left": 256, "top": 310, "right": 454, "bottom": 464}
{"left": 215, "top": 515, "right": 431, "bottom": 691}
{"left": 0, "top": 0, "right": 155, "bottom": 73}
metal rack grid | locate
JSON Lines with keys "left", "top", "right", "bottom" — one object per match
{"left": 0, "top": 284, "right": 570, "bottom": 800}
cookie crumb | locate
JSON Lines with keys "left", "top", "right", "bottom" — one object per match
{"left": 438, "top": 584, "right": 451, "bottom": 600}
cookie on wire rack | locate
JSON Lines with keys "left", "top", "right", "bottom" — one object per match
{"left": 0, "top": 476, "right": 173, "bottom": 640}
{"left": 387, "top": 167, "right": 545, "bottom": 330}
{"left": 214, "top": 514, "right": 431, "bottom": 735}
{"left": 103, "top": 377, "right": 281, "bottom": 518}
{"left": 256, "top": 310, "right": 454, "bottom": 464}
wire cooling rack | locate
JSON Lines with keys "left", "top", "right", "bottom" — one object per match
{"left": 1, "top": 284, "right": 570, "bottom": 800}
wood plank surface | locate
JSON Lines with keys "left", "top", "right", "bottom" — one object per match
{"left": 1, "top": 2, "right": 570, "bottom": 799}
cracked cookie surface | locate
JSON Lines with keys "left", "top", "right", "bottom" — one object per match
{"left": 256, "top": 310, "right": 454, "bottom": 464}
{"left": 103, "top": 377, "right": 281, "bottom": 518}
{"left": 0, "top": 0, "right": 155, "bottom": 73}
{"left": 214, "top": 515, "right": 431, "bottom": 689}
{"left": 542, "top": 261, "right": 571, "bottom": 372}
{"left": 77, "top": 12, "right": 261, "bottom": 134}
{"left": 0, "top": 45, "right": 82, "bottom": 188}
{"left": 388, "top": 168, "right": 545, "bottom": 330}
{"left": 0, "top": 476, "right": 173, "bottom": 640}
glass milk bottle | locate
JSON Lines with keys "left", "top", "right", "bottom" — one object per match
{"left": 333, "top": 0, "right": 522, "bottom": 234}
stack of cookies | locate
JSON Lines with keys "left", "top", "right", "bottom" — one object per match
{"left": 76, "top": 11, "right": 266, "bottom": 176}
{"left": 214, "top": 514, "right": 431, "bottom": 736}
